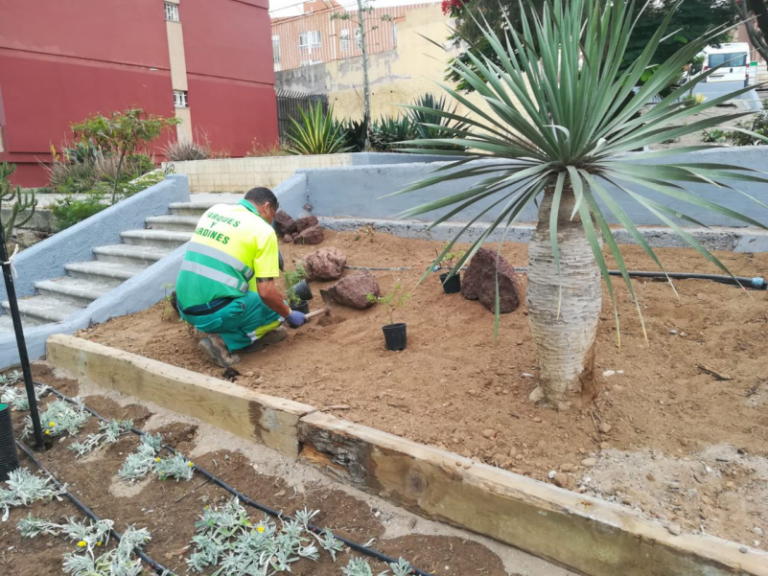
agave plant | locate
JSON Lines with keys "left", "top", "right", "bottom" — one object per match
{"left": 286, "top": 102, "right": 349, "bottom": 155}
{"left": 405, "top": 93, "right": 467, "bottom": 151}
{"left": 393, "top": 0, "right": 768, "bottom": 409}
{"left": 340, "top": 118, "right": 369, "bottom": 152}
{"left": 369, "top": 115, "right": 414, "bottom": 152}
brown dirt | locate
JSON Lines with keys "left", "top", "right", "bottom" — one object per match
{"left": 79, "top": 230, "right": 768, "bottom": 547}
{"left": 0, "top": 368, "right": 518, "bottom": 576}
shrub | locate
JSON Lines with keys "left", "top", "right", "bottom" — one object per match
{"left": 701, "top": 128, "right": 725, "bottom": 143}
{"left": 50, "top": 193, "right": 107, "bottom": 231}
{"left": 405, "top": 93, "right": 466, "bottom": 151}
{"left": 246, "top": 141, "right": 286, "bottom": 157}
{"left": 45, "top": 160, "right": 95, "bottom": 193}
{"left": 369, "top": 115, "right": 413, "bottom": 152}
{"left": 286, "top": 102, "right": 349, "bottom": 155}
{"left": 163, "top": 139, "right": 211, "bottom": 161}
{"left": 340, "top": 118, "right": 368, "bottom": 152}
{"left": 724, "top": 102, "right": 768, "bottom": 146}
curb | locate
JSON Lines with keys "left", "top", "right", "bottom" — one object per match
{"left": 46, "top": 334, "right": 768, "bottom": 576}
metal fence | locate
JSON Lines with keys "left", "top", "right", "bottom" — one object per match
{"left": 276, "top": 90, "right": 329, "bottom": 142}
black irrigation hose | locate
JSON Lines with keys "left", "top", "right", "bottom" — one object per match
{"left": 16, "top": 440, "right": 176, "bottom": 576}
{"left": 41, "top": 383, "right": 434, "bottom": 576}
{"left": 344, "top": 265, "right": 768, "bottom": 289}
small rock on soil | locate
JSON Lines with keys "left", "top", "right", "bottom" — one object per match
{"left": 327, "top": 271, "right": 381, "bottom": 309}
{"left": 274, "top": 210, "right": 297, "bottom": 236}
{"left": 461, "top": 248, "right": 522, "bottom": 313}
{"left": 295, "top": 225, "right": 324, "bottom": 245}
{"left": 303, "top": 247, "right": 347, "bottom": 280}
{"left": 296, "top": 215, "right": 319, "bottom": 233}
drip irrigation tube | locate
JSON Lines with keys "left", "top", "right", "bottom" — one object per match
{"left": 41, "top": 383, "right": 434, "bottom": 576}
{"left": 16, "top": 440, "right": 176, "bottom": 576}
{"left": 344, "top": 265, "right": 767, "bottom": 289}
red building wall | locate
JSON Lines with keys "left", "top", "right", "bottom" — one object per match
{"left": 0, "top": 0, "right": 278, "bottom": 187}
{"left": 181, "top": 0, "right": 278, "bottom": 155}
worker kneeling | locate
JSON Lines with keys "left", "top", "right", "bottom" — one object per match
{"left": 175, "top": 187, "right": 306, "bottom": 367}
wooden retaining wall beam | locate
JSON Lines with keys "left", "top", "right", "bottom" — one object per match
{"left": 46, "top": 334, "right": 315, "bottom": 457}
{"left": 298, "top": 411, "right": 768, "bottom": 576}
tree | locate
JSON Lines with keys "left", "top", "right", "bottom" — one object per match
{"left": 735, "top": 0, "right": 768, "bottom": 64}
{"left": 71, "top": 109, "right": 179, "bottom": 205}
{"left": 331, "top": 1, "right": 393, "bottom": 147}
{"left": 447, "top": 0, "right": 738, "bottom": 91}
{"left": 395, "top": 0, "right": 767, "bottom": 410}
{"left": 0, "top": 163, "right": 37, "bottom": 243}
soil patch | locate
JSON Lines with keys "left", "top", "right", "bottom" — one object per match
{"left": 79, "top": 231, "right": 768, "bottom": 547}
{"left": 0, "top": 368, "right": 541, "bottom": 576}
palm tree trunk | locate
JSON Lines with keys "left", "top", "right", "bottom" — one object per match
{"left": 526, "top": 187, "right": 602, "bottom": 410}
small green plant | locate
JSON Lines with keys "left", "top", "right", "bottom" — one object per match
{"left": 18, "top": 515, "right": 151, "bottom": 576}
{"left": 24, "top": 398, "right": 90, "bottom": 440}
{"left": 0, "top": 468, "right": 66, "bottom": 521}
{"left": 284, "top": 265, "right": 307, "bottom": 306}
{"left": 435, "top": 245, "right": 466, "bottom": 271}
{"left": 118, "top": 433, "right": 163, "bottom": 482}
{"left": 342, "top": 557, "right": 413, "bottom": 576}
{"left": 0, "top": 162, "right": 37, "bottom": 241}
{"left": 186, "top": 499, "right": 327, "bottom": 574}
{"left": 340, "top": 118, "right": 369, "bottom": 152}
{"left": 69, "top": 419, "right": 133, "bottom": 458}
{"left": 286, "top": 102, "right": 349, "bottom": 155}
{"left": 405, "top": 93, "right": 467, "bottom": 151}
{"left": 0, "top": 381, "right": 48, "bottom": 412}
{"left": 50, "top": 193, "right": 107, "bottom": 232}
{"left": 163, "top": 138, "right": 211, "bottom": 161}
{"left": 367, "top": 282, "right": 410, "bottom": 325}
{"left": 154, "top": 452, "right": 194, "bottom": 482}
{"left": 701, "top": 128, "right": 726, "bottom": 143}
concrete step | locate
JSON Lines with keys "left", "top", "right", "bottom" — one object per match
{"left": 65, "top": 260, "right": 147, "bottom": 285}
{"left": 35, "top": 277, "right": 113, "bottom": 307}
{"left": 121, "top": 229, "right": 192, "bottom": 249}
{"left": 168, "top": 194, "right": 240, "bottom": 217}
{"left": 0, "top": 314, "right": 36, "bottom": 333}
{"left": 1, "top": 296, "right": 82, "bottom": 325}
{"left": 93, "top": 244, "right": 171, "bottom": 267}
{"left": 145, "top": 215, "right": 199, "bottom": 233}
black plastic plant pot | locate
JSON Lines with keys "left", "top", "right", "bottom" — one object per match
{"left": 440, "top": 272, "right": 461, "bottom": 294}
{"left": 293, "top": 280, "right": 313, "bottom": 301}
{"left": 0, "top": 403, "right": 20, "bottom": 482}
{"left": 382, "top": 323, "right": 407, "bottom": 351}
{"left": 291, "top": 300, "right": 310, "bottom": 314}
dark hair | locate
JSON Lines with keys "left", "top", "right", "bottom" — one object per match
{"left": 244, "top": 187, "right": 278, "bottom": 210}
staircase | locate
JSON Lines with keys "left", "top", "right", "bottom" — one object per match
{"left": 0, "top": 194, "right": 243, "bottom": 332}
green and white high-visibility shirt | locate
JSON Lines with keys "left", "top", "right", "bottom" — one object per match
{"left": 176, "top": 200, "right": 280, "bottom": 309}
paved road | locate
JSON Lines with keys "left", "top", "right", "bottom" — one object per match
{"left": 693, "top": 81, "right": 763, "bottom": 111}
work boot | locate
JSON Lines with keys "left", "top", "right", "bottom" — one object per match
{"left": 198, "top": 334, "right": 241, "bottom": 368}
{"left": 241, "top": 326, "right": 287, "bottom": 354}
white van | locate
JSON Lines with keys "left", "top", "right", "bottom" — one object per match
{"left": 701, "top": 42, "right": 750, "bottom": 85}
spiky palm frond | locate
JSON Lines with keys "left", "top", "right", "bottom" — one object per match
{"left": 392, "top": 0, "right": 768, "bottom": 337}
{"left": 286, "top": 103, "right": 350, "bottom": 155}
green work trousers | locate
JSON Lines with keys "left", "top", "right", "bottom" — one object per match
{"left": 180, "top": 291, "right": 282, "bottom": 352}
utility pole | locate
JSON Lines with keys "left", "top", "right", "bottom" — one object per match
{"left": 357, "top": 0, "right": 372, "bottom": 148}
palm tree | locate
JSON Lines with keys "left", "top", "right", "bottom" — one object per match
{"left": 394, "top": 0, "right": 768, "bottom": 410}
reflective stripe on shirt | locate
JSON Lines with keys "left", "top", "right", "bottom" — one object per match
{"left": 186, "top": 242, "right": 254, "bottom": 281}
{"left": 180, "top": 261, "right": 248, "bottom": 293}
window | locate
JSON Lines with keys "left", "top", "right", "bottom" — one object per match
{"left": 174, "top": 90, "right": 188, "bottom": 108}
{"left": 299, "top": 31, "right": 322, "bottom": 50}
{"left": 301, "top": 59, "right": 321, "bottom": 67}
{"left": 272, "top": 35, "right": 281, "bottom": 65}
{"left": 354, "top": 28, "right": 362, "bottom": 50}
{"left": 164, "top": 2, "right": 179, "bottom": 22}
{"left": 340, "top": 29, "right": 350, "bottom": 52}
{"left": 707, "top": 53, "right": 747, "bottom": 68}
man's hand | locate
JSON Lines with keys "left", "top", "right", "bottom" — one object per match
{"left": 286, "top": 310, "right": 306, "bottom": 328}
{"left": 255, "top": 278, "right": 292, "bottom": 318}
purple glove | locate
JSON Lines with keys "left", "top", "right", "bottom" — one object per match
{"left": 286, "top": 310, "right": 306, "bottom": 328}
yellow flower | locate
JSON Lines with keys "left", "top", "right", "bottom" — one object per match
{"left": 155, "top": 457, "right": 161, "bottom": 462}
{"left": 77, "top": 541, "right": 87, "bottom": 548}
{"left": 96, "top": 541, "right": 102, "bottom": 547}
{"left": 44, "top": 430, "right": 50, "bottom": 436}
{"left": 257, "top": 526, "right": 265, "bottom": 533}
{"left": 49, "top": 422, "right": 55, "bottom": 427}
{"left": 187, "top": 462, "right": 194, "bottom": 467}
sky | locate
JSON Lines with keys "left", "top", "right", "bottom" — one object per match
{"left": 269, "top": 0, "right": 439, "bottom": 18}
